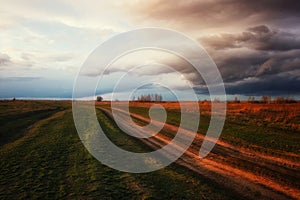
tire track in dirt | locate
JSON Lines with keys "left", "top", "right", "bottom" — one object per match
{"left": 99, "top": 107, "right": 300, "bottom": 200}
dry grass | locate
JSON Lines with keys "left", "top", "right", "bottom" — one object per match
{"left": 97, "top": 101, "right": 300, "bottom": 131}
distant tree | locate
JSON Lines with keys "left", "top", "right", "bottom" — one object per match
{"left": 248, "top": 96, "right": 255, "bottom": 103}
{"left": 274, "top": 97, "right": 284, "bottom": 104}
{"left": 285, "top": 97, "right": 297, "bottom": 103}
{"left": 234, "top": 96, "right": 240, "bottom": 103}
{"left": 261, "top": 96, "right": 271, "bottom": 103}
{"left": 97, "top": 96, "right": 103, "bottom": 101}
{"left": 213, "top": 97, "right": 220, "bottom": 103}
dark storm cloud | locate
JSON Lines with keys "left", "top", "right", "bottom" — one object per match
{"left": 124, "top": 1, "right": 300, "bottom": 97}
{"left": 256, "top": 50, "right": 300, "bottom": 76}
{"left": 131, "top": 0, "right": 300, "bottom": 28}
{"left": 180, "top": 47, "right": 300, "bottom": 95}
{"left": 210, "top": 49, "right": 269, "bottom": 82}
{"left": 225, "top": 70, "right": 300, "bottom": 95}
{"left": 163, "top": 43, "right": 300, "bottom": 87}
{"left": 200, "top": 25, "right": 300, "bottom": 51}
{"left": 196, "top": 25, "right": 300, "bottom": 96}
{"left": 220, "top": 49, "right": 300, "bottom": 96}
{"left": 192, "top": 70, "right": 300, "bottom": 96}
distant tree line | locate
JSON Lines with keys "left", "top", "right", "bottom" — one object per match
{"left": 200, "top": 96, "right": 298, "bottom": 103}
{"left": 133, "top": 93, "right": 163, "bottom": 102}
{"left": 272, "top": 97, "right": 297, "bottom": 104}
{"left": 95, "top": 94, "right": 297, "bottom": 103}
{"left": 241, "top": 96, "right": 297, "bottom": 103}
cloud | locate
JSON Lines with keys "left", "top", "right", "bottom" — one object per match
{"left": 1, "top": 77, "right": 40, "bottom": 81}
{"left": 1, "top": 0, "right": 299, "bottom": 98}
{"left": 192, "top": 69, "right": 300, "bottom": 96}
{"left": 209, "top": 48, "right": 300, "bottom": 81}
{"left": 0, "top": 52, "right": 33, "bottom": 70}
{"left": 83, "top": 49, "right": 197, "bottom": 77}
{"left": 0, "top": 0, "right": 126, "bottom": 32}
{"left": 82, "top": 35, "right": 300, "bottom": 97}
{"left": 200, "top": 25, "right": 300, "bottom": 51}
{"left": 129, "top": 0, "right": 300, "bottom": 30}
{"left": 225, "top": 70, "right": 300, "bottom": 95}
{"left": 195, "top": 25, "right": 300, "bottom": 96}
{"left": 0, "top": 53, "right": 11, "bottom": 66}
{"left": 209, "top": 48, "right": 268, "bottom": 82}
{"left": 256, "top": 50, "right": 300, "bottom": 76}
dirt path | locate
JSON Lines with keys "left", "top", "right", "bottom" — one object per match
{"left": 99, "top": 107, "right": 300, "bottom": 200}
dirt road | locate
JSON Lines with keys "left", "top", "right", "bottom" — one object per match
{"left": 99, "top": 107, "right": 300, "bottom": 200}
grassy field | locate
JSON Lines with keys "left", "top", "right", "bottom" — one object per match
{"left": 96, "top": 101, "right": 300, "bottom": 199}
{"left": 0, "top": 100, "right": 241, "bottom": 199}
{"left": 1, "top": 100, "right": 299, "bottom": 199}
{"left": 100, "top": 101, "right": 300, "bottom": 154}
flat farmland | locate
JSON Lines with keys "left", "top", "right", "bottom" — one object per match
{"left": 1, "top": 100, "right": 299, "bottom": 199}
{"left": 98, "top": 101, "right": 300, "bottom": 199}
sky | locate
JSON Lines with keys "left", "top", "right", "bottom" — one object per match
{"left": 0, "top": 0, "right": 299, "bottom": 100}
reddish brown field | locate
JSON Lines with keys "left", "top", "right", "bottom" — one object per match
{"left": 98, "top": 101, "right": 300, "bottom": 131}
{"left": 97, "top": 101, "right": 300, "bottom": 199}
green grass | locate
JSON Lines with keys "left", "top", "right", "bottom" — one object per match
{"left": 0, "top": 108, "right": 60, "bottom": 146}
{"left": 0, "top": 101, "right": 238, "bottom": 199}
{"left": 126, "top": 105, "right": 300, "bottom": 154}
{"left": 220, "top": 117, "right": 300, "bottom": 153}
{"left": 128, "top": 106, "right": 211, "bottom": 132}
